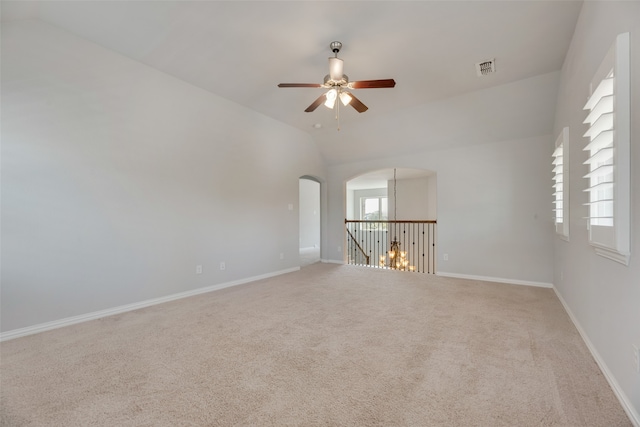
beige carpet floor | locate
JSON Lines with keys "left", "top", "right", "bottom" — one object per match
{"left": 0, "top": 263, "right": 631, "bottom": 426}
{"left": 299, "top": 247, "right": 321, "bottom": 267}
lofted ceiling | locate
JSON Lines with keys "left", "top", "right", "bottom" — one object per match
{"left": 2, "top": 1, "right": 583, "bottom": 162}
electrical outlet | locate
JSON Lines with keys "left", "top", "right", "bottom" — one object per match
{"left": 337, "top": 246, "right": 342, "bottom": 253}
{"left": 196, "top": 265, "right": 202, "bottom": 275}
{"left": 220, "top": 261, "right": 226, "bottom": 271}
{"left": 443, "top": 253, "right": 449, "bottom": 261}
{"left": 633, "top": 344, "right": 639, "bottom": 374}
{"left": 280, "top": 253, "right": 284, "bottom": 260}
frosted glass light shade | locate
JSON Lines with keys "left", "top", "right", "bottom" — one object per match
{"left": 339, "top": 91, "right": 352, "bottom": 106}
{"left": 329, "top": 57, "right": 343, "bottom": 81}
{"left": 324, "top": 89, "right": 337, "bottom": 108}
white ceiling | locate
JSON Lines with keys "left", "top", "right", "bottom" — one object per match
{"left": 2, "top": 1, "right": 583, "bottom": 161}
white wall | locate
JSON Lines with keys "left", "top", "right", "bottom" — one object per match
{"left": 325, "top": 72, "right": 558, "bottom": 286}
{"left": 299, "top": 179, "right": 320, "bottom": 249}
{"left": 346, "top": 188, "right": 355, "bottom": 221}
{"left": 327, "top": 134, "right": 554, "bottom": 284}
{"left": 552, "top": 1, "right": 640, "bottom": 421}
{"left": 1, "top": 20, "right": 326, "bottom": 332}
{"left": 315, "top": 71, "right": 561, "bottom": 165}
{"left": 388, "top": 176, "right": 436, "bottom": 221}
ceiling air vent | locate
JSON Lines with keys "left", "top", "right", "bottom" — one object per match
{"left": 476, "top": 59, "right": 496, "bottom": 77}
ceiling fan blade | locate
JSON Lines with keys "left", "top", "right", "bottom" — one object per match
{"left": 305, "top": 94, "right": 327, "bottom": 112}
{"left": 347, "top": 92, "right": 368, "bottom": 113}
{"left": 278, "top": 83, "right": 322, "bottom": 88}
{"left": 350, "top": 79, "right": 396, "bottom": 89}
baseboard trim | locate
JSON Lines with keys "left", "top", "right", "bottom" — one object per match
{"left": 552, "top": 287, "right": 639, "bottom": 427}
{"left": 0, "top": 267, "right": 300, "bottom": 342}
{"left": 437, "top": 271, "right": 553, "bottom": 288}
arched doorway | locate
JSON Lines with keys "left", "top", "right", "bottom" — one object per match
{"left": 299, "top": 176, "right": 321, "bottom": 266}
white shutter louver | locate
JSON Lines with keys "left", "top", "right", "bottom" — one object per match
{"left": 581, "top": 32, "right": 630, "bottom": 265}
{"left": 583, "top": 74, "right": 614, "bottom": 227}
{"left": 553, "top": 127, "right": 569, "bottom": 239}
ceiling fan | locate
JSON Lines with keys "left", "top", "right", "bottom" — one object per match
{"left": 278, "top": 41, "right": 396, "bottom": 114}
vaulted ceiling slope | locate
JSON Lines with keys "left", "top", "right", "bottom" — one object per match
{"left": 1, "top": 1, "right": 583, "bottom": 163}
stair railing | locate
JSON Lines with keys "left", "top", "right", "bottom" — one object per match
{"left": 346, "top": 227, "right": 370, "bottom": 266}
{"left": 345, "top": 219, "right": 437, "bottom": 274}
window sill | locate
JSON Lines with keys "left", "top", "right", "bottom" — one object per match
{"left": 592, "top": 245, "right": 630, "bottom": 266}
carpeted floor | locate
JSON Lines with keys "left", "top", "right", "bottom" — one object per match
{"left": 299, "top": 246, "right": 321, "bottom": 267}
{"left": 0, "top": 263, "right": 631, "bottom": 426}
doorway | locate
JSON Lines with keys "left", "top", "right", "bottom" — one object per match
{"left": 299, "top": 177, "right": 321, "bottom": 266}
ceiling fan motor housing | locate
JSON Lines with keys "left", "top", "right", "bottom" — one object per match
{"left": 324, "top": 74, "right": 349, "bottom": 87}
{"left": 328, "top": 42, "right": 345, "bottom": 82}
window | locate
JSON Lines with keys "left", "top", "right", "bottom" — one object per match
{"left": 582, "top": 32, "right": 630, "bottom": 265}
{"left": 553, "top": 127, "right": 569, "bottom": 240}
{"left": 360, "top": 196, "right": 388, "bottom": 229}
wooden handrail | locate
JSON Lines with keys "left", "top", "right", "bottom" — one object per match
{"left": 344, "top": 219, "right": 437, "bottom": 274}
{"left": 345, "top": 227, "right": 370, "bottom": 265}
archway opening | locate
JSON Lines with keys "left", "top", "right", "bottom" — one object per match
{"left": 345, "top": 168, "right": 437, "bottom": 273}
{"left": 299, "top": 176, "right": 321, "bottom": 266}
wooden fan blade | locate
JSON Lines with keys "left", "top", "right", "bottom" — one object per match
{"left": 278, "top": 83, "right": 323, "bottom": 88}
{"left": 347, "top": 93, "right": 368, "bottom": 113}
{"left": 305, "top": 94, "right": 327, "bottom": 112}
{"left": 350, "top": 79, "right": 396, "bottom": 89}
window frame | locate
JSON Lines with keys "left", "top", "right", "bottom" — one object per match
{"left": 359, "top": 196, "right": 388, "bottom": 230}
{"left": 553, "top": 127, "right": 569, "bottom": 240}
{"left": 582, "top": 32, "right": 630, "bottom": 265}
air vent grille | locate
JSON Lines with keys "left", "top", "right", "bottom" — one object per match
{"left": 476, "top": 59, "right": 496, "bottom": 76}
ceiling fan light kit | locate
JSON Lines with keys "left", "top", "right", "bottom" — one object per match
{"left": 339, "top": 91, "right": 352, "bottom": 106}
{"left": 278, "top": 41, "right": 396, "bottom": 128}
{"left": 324, "top": 88, "right": 337, "bottom": 108}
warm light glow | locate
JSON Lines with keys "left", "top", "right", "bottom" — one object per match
{"left": 339, "top": 91, "right": 352, "bottom": 106}
{"left": 324, "top": 89, "right": 337, "bottom": 109}
{"left": 389, "top": 251, "right": 395, "bottom": 259}
{"left": 329, "top": 57, "right": 344, "bottom": 81}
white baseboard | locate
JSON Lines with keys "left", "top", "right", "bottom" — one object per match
{"left": 552, "top": 287, "right": 639, "bottom": 427}
{"left": 437, "top": 271, "right": 553, "bottom": 288}
{"left": 0, "top": 267, "right": 300, "bottom": 342}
